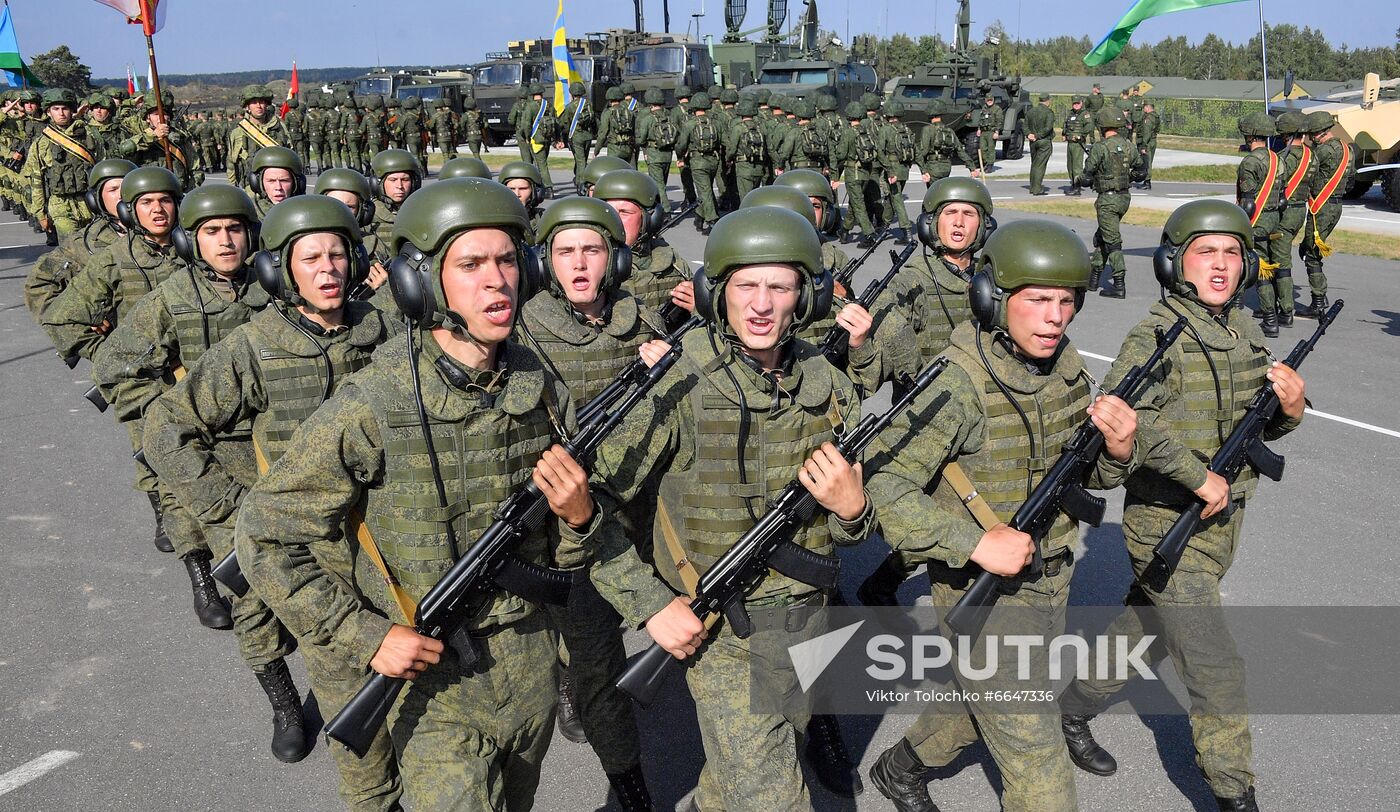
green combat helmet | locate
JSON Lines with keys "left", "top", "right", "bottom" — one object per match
{"left": 1237, "top": 111, "right": 1276, "bottom": 139}
{"left": 536, "top": 196, "right": 631, "bottom": 292}
{"left": 844, "top": 101, "right": 864, "bottom": 121}
{"left": 569, "top": 81, "right": 585, "bottom": 98}
{"left": 883, "top": 100, "right": 905, "bottom": 118}
{"left": 370, "top": 148, "right": 424, "bottom": 195}
{"left": 402, "top": 95, "right": 421, "bottom": 110}
{"left": 753, "top": 88, "right": 771, "bottom": 105}
{"left": 86, "top": 158, "right": 138, "bottom": 218}
{"left": 774, "top": 168, "right": 840, "bottom": 235}
{"left": 591, "top": 168, "right": 664, "bottom": 240}
{"left": 248, "top": 146, "right": 307, "bottom": 197}
{"left": 1154, "top": 198, "right": 1256, "bottom": 299}
{"left": 462, "top": 96, "right": 477, "bottom": 110}
{"left": 739, "top": 185, "right": 819, "bottom": 231}
{"left": 173, "top": 184, "right": 259, "bottom": 265}
{"left": 256, "top": 195, "right": 366, "bottom": 307}
{"left": 927, "top": 98, "right": 949, "bottom": 117}
{"left": 793, "top": 99, "right": 816, "bottom": 120}
{"left": 578, "top": 155, "right": 633, "bottom": 193}
{"left": 720, "top": 88, "right": 740, "bottom": 105}
{"left": 313, "top": 167, "right": 377, "bottom": 227}
{"left": 389, "top": 178, "right": 536, "bottom": 330}
{"left": 736, "top": 97, "right": 759, "bottom": 117}
{"left": 644, "top": 87, "right": 665, "bottom": 106}
{"left": 971, "top": 220, "right": 1091, "bottom": 330}
{"left": 1306, "top": 110, "right": 1336, "bottom": 134}
{"left": 918, "top": 176, "right": 995, "bottom": 253}
{"left": 689, "top": 92, "right": 712, "bottom": 111}
{"left": 118, "top": 165, "right": 183, "bottom": 234}
{"left": 606, "top": 87, "right": 624, "bottom": 103}
{"left": 498, "top": 160, "right": 546, "bottom": 208}
{"left": 816, "top": 94, "right": 837, "bottom": 112}
{"left": 620, "top": 82, "right": 636, "bottom": 97}
{"left": 1095, "top": 107, "right": 1127, "bottom": 130}
{"left": 528, "top": 82, "right": 545, "bottom": 97}
{"left": 42, "top": 88, "right": 78, "bottom": 109}
{"left": 437, "top": 157, "right": 492, "bottom": 181}
{"left": 1275, "top": 110, "right": 1307, "bottom": 136}
{"left": 676, "top": 85, "right": 693, "bottom": 101}
{"left": 861, "top": 92, "right": 881, "bottom": 112}
{"left": 696, "top": 207, "right": 827, "bottom": 335}
{"left": 17, "top": 88, "right": 41, "bottom": 105}
{"left": 240, "top": 84, "right": 275, "bottom": 106}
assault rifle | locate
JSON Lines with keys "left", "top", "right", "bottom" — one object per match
{"left": 615, "top": 356, "right": 952, "bottom": 707}
{"left": 834, "top": 227, "right": 893, "bottom": 290}
{"left": 1140, "top": 300, "right": 1342, "bottom": 592}
{"left": 820, "top": 243, "right": 916, "bottom": 367}
{"left": 323, "top": 329, "right": 693, "bottom": 757}
{"left": 944, "top": 318, "right": 1188, "bottom": 637}
{"left": 577, "top": 314, "right": 703, "bottom": 426}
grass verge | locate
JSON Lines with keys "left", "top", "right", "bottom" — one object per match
{"left": 997, "top": 164, "right": 1236, "bottom": 183}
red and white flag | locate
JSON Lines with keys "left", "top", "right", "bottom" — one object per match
{"left": 126, "top": 64, "right": 136, "bottom": 95}
{"left": 280, "top": 60, "right": 299, "bottom": 118}
{"left": 93, "top": 0, "right": 168, "bottom": 36}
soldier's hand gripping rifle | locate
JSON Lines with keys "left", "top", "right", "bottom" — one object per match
{"left": 944, "top": 318, "right": 1187, "bottom": 637}
{"left": 1140, "top": 301, "right": 1342, "bottom": 593}
{"left": 324, "top": 330, "right": 692, "bottom": 758}
{"left": 616, "top": 356, "right": 952, "bottom": 708}
{"left": 820, "top": 243, "right": 916, "bottom": 367}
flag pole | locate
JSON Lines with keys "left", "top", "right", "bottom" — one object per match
{"left": 1257, "top": 0, "right": 1270, "bottom": 111}
{"left": 140, "top": 0, "right": 173, "bottom": 169}
{"left": 7, "top": 0, "right": 28, "bottom": 89}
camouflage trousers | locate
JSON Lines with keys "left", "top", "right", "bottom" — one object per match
{"left": 202, "top": 522, "right": 297, "bottom": 670}
{"left": 644, "top": 148, "right": 671, "bottom": 190}
{"left": 1251, "top": 211, "right": 1294, "bottom": 317}
{"left": 1066, "top": 141, "right": 1086, "bottom": 185}
{"left": 301, "top": 641, "right": 403, "bottom": 812}
{"left": 568, "top": 137, "right": 591, "bottom": 185}
{"left": 1094, "top": 189, "right": 1131, "bottom": 282}
{"left": 902, "top": 557, "right": 1077, "bottom": 812}
{"left": 690, "top": 160, "right": 719, "bottom": 226}
{"left": 883, "top": 173, "right": 912, "bottom": 229}
{"left": 46, "top": 194, "right": 93, "bottom": 238}
{"left": 1069, "top": 502, "right": 1252, "bottom": 799}
{"left": 546, "top": 577, "right": 642, "bottom": 774}
{"left": 122, "top": 418, "right": 161, "bottom": 498}
{"left": 841, "top": 167, "right": 879, "bottom": 236}
{"left": 436, "top": 140, "right": 457, "bottom": 160}
{"left": 390, "top": 612, "right": 556, "bottom": 811}
{"left": 1299, "top": 203, "right": 1341, "bottom": 295}
{"left": 685, "top": 593, "right": 827, "bottom": 812}
{"left": 465, "top": 138, "right": 482, "bottom": 160}
{"left": 735, "top": 164, "right": 766, "bottom": 202}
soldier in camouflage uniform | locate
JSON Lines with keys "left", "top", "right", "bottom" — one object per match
{"left": 359, "top": 95, "right": 390, "bottom": 166}
{"left": 1024, "top": 93, "right": 1056, "bottom": 196}
{"left": 879, "top": 100, "right": 918, "bottom": 242}
{"left": 672, "top": 86, "right": 697, "bottom": 205}
{"left": 499, "top": 160, "right": 547, "bottom": 234}
{"left": 369, "top": 148, "right": 423, "bottom": 255}
{"left": 343, "top": 95, "right": 368, "bottom": 175}
{"left": 554, "top": 82, "right": 594, "bottom": 194}
{"left": 866, "top": 220, "right": 1141, "bottom": 812}
{"left": 596, "top": 169, "right": 696, "bottom": 331}
{"left": 428, "top": 99, "right": 457, "bottom": 161}
{"left": 1061, "top": 96, "right": 1092, "bottom": 195}
{"left": 595, "top": 87, "right": 637, "bottom": 167}
{"left": 245, "top": 146, "right": 306, "bottom": 218}
{"left": 917, "top": 100, "right": 977, "bottom": 186}
{"left": 636, "top": 87, "right": 678, "bottom": 192}
{"left": 1269, "top": 111, "right": 1318, "bottom": 328}
{"left": 304, "top": 95, "right": 326, "bottom": 173}
{"left": 508, "top": 87, "right": 530, "bottom": 162}
{"left": 1297, "top": 111, "right": 1352, "bottom": 318}
{"left": 1115, "top": 88, "right": 1137, "bottom": 145}
{"left": 517, "top": 84, "right": 554, "bottom": 173}
{"left": 676, "top": 93, "right": 724, "bottom": 234}
{"left": 1059, "top": 201, "right": 1306, "bottom": 812}
{"left": 226, "top": 85, "right": 292, "bottom": 186}
{"left": 237, "top": 178, "right": 595, "bottom": 811}
{"left": 1085, "top": 83, "right": 1105, "bottom": 144}
{"left": 716, "top": 87, "right": 742, "bottom": 210}
{"left": 26, "top": 159, "right": 134, "bottom": 324}
{"left": 118, "top": 94, "right": 203, "bottom": 192}
{"left": 458, "top": 96, "right": 484, "bottom": 160}
{"left": 1137, "top": 101, "right": 1160, "bottom": 189}
{"left": 778, "top": 99, "right": 831, "bottom": 177}
{"left": 1077, "top": 107, "right": 1141, "bottom": 298}
{"left": 584, "top": 207, "right": 877, "bottom": 810}
{"left": 323, "top": 95, "right": 346, "bottom": 169}
{"left": 725, "top": 97, "right": 770, "bottom": 202}
{"left": 835, "top": 102, "right": 882, "bottom": 248}
{"left": 145, "top": 195, "right": 404, "bottom": 806}
{"left": 84, "top": 93, "right": 122, "bottom": 158}
{"left": 520, "top": 198, "right": 662, "bottom": 810}
{"left": 283, "top": 97, "right": 308, "bottom": 166}
{"left": 22, "top": 88, "right": 96, "bottom": 245}
{"left": 1235, "top": 112, "right": 1286, "bottom": 337}
{"left": 385, "top": 96, "right": 404, "bottom": 151}
{"left": 972, "top": 93, "right": 1001, "bottom": 171}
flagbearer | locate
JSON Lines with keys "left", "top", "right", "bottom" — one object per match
{"left": 522, "top": 83, "right": 557, "bottom": 175}
{"left": 118, "top": 91, "right": 203, "bottom": 191}
{"left": 226, "top": 84, "right": 292, "bottom": 187}
{"left": 1297, "top": 110, "right": 1352, "bottom": 318}
{"left": 23, "top": 88, "right": 97, "bottom": 245}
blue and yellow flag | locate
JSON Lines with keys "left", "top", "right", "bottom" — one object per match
{"left": 551, "top": 0, "right": 584, "bottom": 115}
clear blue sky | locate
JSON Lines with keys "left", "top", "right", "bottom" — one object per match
{"left": 12, "top": 0, "right": 1398, "bottom": 79}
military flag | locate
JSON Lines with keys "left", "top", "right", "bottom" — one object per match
{"left": 551, "top": 0, "right": 585, "bottom": 116}
{"left": 0, "top": 1, "right": 41, "bottom": 87}
{"left": 93, "top": 0, "right": 168, "bottom": 36}
{"left": 280, "top": 60, "right": 298, "bottom": 118}
{"left": 126, "top": 65, "right": 136, "bottom": 95}
{"left": 1084, "top": 0, "right": 1247, "bottom": 66}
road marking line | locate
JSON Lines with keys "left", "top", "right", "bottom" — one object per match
{"left": 0, "top": 751, "right": 80, "bottom": 797}
{"left": 1343, "top": 216, "right": 1400, "bottom": 225}
{"left": 1078, "top": 351, "right": 1398, "bottom": 439}
{"left": 991, "top": 196, "right": 1013, "bottom": 200}
{"left": 0, "top": 244, "right": 34, "bottom": 250}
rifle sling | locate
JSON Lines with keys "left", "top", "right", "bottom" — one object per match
{"left": 942, "top": 461, "right": 1002, "bottom": 530}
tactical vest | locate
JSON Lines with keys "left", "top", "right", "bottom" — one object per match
{"left": 855, "top": 128, "right": 879, "bottom": 165}
{"left": 362, "top": 112, "right": 388, "bottom": 150}
{"left": 433, "top": 112, "right": 455, "bottom": 140}
{"left": 665, "top": 345, "right": 849, "bottom": 599}
{"left": 621, "top": 244, "right": 685, "bottom": 315}
{"left": 738, "top": 122, "right": 767, "bottom": 164}
{"left": 1094, "top": 136, "right": 1133, "bottom": 192}
{"left": 167, "top": 271, "right": 266, "bottom": 369}
{"left": 613, "top": 104, "right": 635, "bottom": 139}
{"left": 905, "top": 258, "right": 974, "bottom": 366}
{"left": 42, "top": 137, "right": 90, "bottom": 196}
{"left": 690, "top": 116, "right": 718, "bottom": 155}
{"left": 937, "top": 338, "right": 1092, "bottom": 557}
{"left": 892, "top": 124, "right": 916, "bottom": 165}
{"left": 522, "top": 297, "right": 655, "bottom": 407}
{"left": 928, "top": 125, "right": 958, "bottom": 157}
{"left": 114, "top": 243, "right": 182, "bottom": 319}
{"left": 462, "top": 111, "right": 482, "bottom": 139}
{"left": 799, "top": 123, "right": 827, "bottom": 161}
{"left": 651, "top": 115, "right": 678, "bottom": 150}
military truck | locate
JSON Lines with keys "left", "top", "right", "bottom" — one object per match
{"left": 887, "top": 0, "right": 1027, "bottom": 162}
{"left": 619, "top": 33, "right": 716, "bottom": 105}
{"left": 472, "top": 35, "right": 621, "bottom": 146}
{"left": 1272, "top": 72, "right": 1400, "bottom": 210}
{"left": 735, "top": 1, "right": 878, "bottom": 108}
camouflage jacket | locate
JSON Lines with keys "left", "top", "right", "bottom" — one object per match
{"left": 225, "top": 113, "right": 291, "bottom": 185}
{"left": 21, "top": 121, "right": 97, "bottom": 217}
{"left": 42, "top": 234, "right": 185, "bottom": 360}
{"left": 25, "top": 218, "right": 123, "bottom": 320}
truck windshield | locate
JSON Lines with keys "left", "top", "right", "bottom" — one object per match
{"left": 760, "top": 69, "right": 829, "bottom": 85}
{"left": 475, "top": 64, "right": 522, "bottom": 86}
{"left": 356, "top": 77, "right": 392, "bottom": 96}
{"left": 897, "top": 86, "right": 946, "bottom": 100}
{"left": 625, "top": 47, "right": 684, "bottom": 77}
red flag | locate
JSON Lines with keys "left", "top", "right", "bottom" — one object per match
{"left": 126, "top": 65, "right": 136, "bottom": 95}
{"left": 280, "top": 60, "right": 298, "bottom": 118}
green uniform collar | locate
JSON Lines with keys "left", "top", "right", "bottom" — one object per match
{"left": 1156, "top": 295, "right": 1265, "bottom": 352}
{"left": 684, "top": 328, "right": 838, "bottom": 411}
{"left": 948, "top": 321, "right": 1086, "bottom": 396}
{"left": 402, "top": 332, "right": 549, "bottom": 420}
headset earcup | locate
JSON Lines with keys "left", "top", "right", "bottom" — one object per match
{"left": 293, "top": 174, "right": 307, "bottom": 197}
{"left": 799, "top": 267, "right": 835, "bottom": 329}
{"left": 692, "top": 267, "right": 718, "bottom": 323}
{"left": 517, "top": 244, "right": 543, "bottom": 304}
{"left": 1074, "top": 289, "right": 1086, "bottom": 313}
{"left": 353, "top": 244, "right": 371, "bottom": 286}
{"left": 116, "top": 201, "right": 134, "bottom": 230}
{"left": 1152, "top": 243, "right": 1177, "bottom": 290}
{"left": 356, "top": 202, "right": 375, "bottom": 230}
{"left": 968, "top": 270, "right": 1001, "bottom": 328}
{"left": 974, "top": 214, "right": 998, "bottom": 250}
{"left": 611, "top": 243, "right": 633, "bottom": 287}
{"left": 85, "top": 189, "right": 102, "bottom": 217}
{"left": 647, "top": 203, "right": 667, "bottom": 237}
{"left": 248, "top": 171, "right": 262, "bottom": 198}
{"left": 253, "top": 250, "right": 286, "bottom": 300}
{"left": 388, "top": 247, "right": 433, "bottom": 325}
{"left": 820, "top": 200, "right": 839, "bottom": 236}
{"left": 171, "top": 226, "right": 196, "bottom": 264}
{"left": 915, "top": 210, "right": 935, "bottom": 247}
{"left": 1241, "top": 249, "right": 1260, "bottom": 291}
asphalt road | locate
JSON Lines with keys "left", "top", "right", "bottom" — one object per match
{"left": 2, "top": 166, "right": 1398, "bottom": 811}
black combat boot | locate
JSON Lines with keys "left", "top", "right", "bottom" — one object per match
{"left": 1062, "top": 713, "right": 1118, "bottom": 776}
{"left": 1278, "top": 308, "right": 1294, "bottom": 328}
{"left": 45, "top": 226, "right": 58, "bottom": 246}
{"left": 605, "top": 764, "right": 655, "bottom": 812}
{"left": 2, "top": 197, "right": 10, "bottom": 211}
{"left": 1099, "top": 277, "right": 1126, "bottom": 299}
{"left": 857, "top": 552, "right": 910, "bottom": 607}
{"left": 147, "top": 493, "right": 173, "bottom": 553}
{"left": 1296, "top": 293, "right": 1328, "bottom": 319}
{"left": 1215, "top": 786, "right": 1260, "bottom": 812}
{"left": 14, "top": 203, "right": 26, "bottom": 219}
{"left": 869, "top": 739, "right": 939, "bottom": 812}
{"left": 254, "top": 658, "right": 310, "bottom": 763}
{"left": 857, "top": 232, "right": 877, "bottom": 249}
{"left": 1261, "top": 309, "right": 1279, "bottom": 338}
{"left": 804, "top": 714, "right": 863, "bottom": 797}
{"left": 184, "top": 551, "right": 233, "bottom": 630}
{"left": 1143, "top": 179, "right": 1152, "bottom": 190}
{"left": 895, "top": 226, "right": 910, "bottom": 245}
{"left": 1088, "top": 267, "right": 1104, "bottom": 290}
{"left": 556, "top": 667, "right": 588, "bottom": 744}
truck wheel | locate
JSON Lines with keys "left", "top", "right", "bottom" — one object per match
{"left": 1003, "top": 133, "right": 1025, "bottom": 161}
{"left": 1342, "top": 174, "right": 1373, "bottom": 199}
{"left": 1382, "top": 169, "right": 1400, "bottom": 212}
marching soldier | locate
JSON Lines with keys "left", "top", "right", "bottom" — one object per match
{"left": 1062, "top": 96, "right": 1092, "bottom": 195}
{"left": 595, "top": 168, "right": 696, "bottom": 330}
{"left": 236, "top": 178, "right": 594, "bottom": 810}
{"left": 1297, "top": 110, "right": 1352, "bottom": 318}
{"left": 1078, "top": 107, "right": 1141, "bottom": 298}
{"left": 245, "top": 146, "right": 306, "bottom": 218}
{"left": 1137, "top": 101, "right": 1160, "bottom": 189}
{"left": 359, "top": 95, "right": 390, "bottom": 162}
{"left": 879, "top": 101, "right": 918, "bottom": 243}
{"left": 226, "top": 85, "right": 291, "bottom": 186}
{"left": 554, "top": 81, "right": 595, "bottom": 193}
{"left": 917, "top": 99, "right": 977, "bottom": 186}
{"left": 283, "top": 97, "right": 308, "bottom": 165}
{"left": 672, "top": 86, "right": 697, "bottom": 205}
{"left": 25, "top": 158, "right": 134, "bottom": 323}
{"left": 972, "top": 93, "right": 1001, "bottom": 171}
{"left": 518, "top": 83, "right": 555, "bottom": 173}
{"left": 1270, "top": 111, "right": 1319, "bottom": 328}
{"left": 459, "top": 96, "right": 484, "bottom": 160}
{"left": 343, "top": 95, "right": 367, "bottom": 175}
{"left": 1058, "top": 200, "right": 1306, "bottom": 812}
{"left": 779, "top": 99, "right": 832, "bottom": 176}
{"left": 595, "top": 87, "right": 637, "bottom": 167}
{"left": 385, "top": 96, "right": 404, "bottom": 151}
{"left": 1024, "top": 93, "right": 1055, "bottom": 196}
{"left": 675, "top": 92, "right": 724, "bottom": 235}
{"left": 835, "top": 101, "right": 882, "bottom": 248}
{"left": 583, "top": 207, "right": 876, "bottom": 810}
{"left": 84, "top": 93, "right": 122, "bottom": 158}
{"left": 865, "top": 220, "right": 1139, "bottom": 812}
{"left": 369, "top": 148, "right": 423, "bottom": 252}
{"left": 305, "top": 95, "right": 327, "bottom": 173}
{"left": 429, "top": 98, "right": 457, "bottom": 160}
{"left": 118, "top": 93, "right": 203, "bottom": 192}
{"left": 1235, "top": 112, "right": 1286, "bottom": 337}
{"left": 22, "top": 88, "right": 97, "bottom": 245}
{"left": 144, "top": 195, "right": 403, "bottom": 806}
{"left": 1085, "top": 82, "right": 1106, "bottom": 144}
{"left": 726, "top": 97, "right": 770, "bottom": 201}
{"left": 636, "top": 87, "right": 678, "bottom": 193}
{"left": 402, "top": 96, "right": 431, "bottom": 172}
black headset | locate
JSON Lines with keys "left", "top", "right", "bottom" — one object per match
{"left": 115, "top": 200, "right": 136, "bottom": 230}
{"left": 642, "top": 199, "right": 667, "bottom": 238}
{"left": 253, "top": 235, "right": 370, "bottom": 303}
{"left": 692, "top": 264, "right": 834, "bottom": 332}
{"left": 85, "top": 181, "right": 113, "bottom": 218}
{"left": 814, "top": 196, "right": 840, "bottom": 237}
{"left": 915, "top": 207, "right": 998, "bottom": 252}
{"left": 1152, "top": 236, "right": 1259, "bottom": 297}
{"left": 388, "top": 238, "right": 542, "bottom": 328}
{"left": 968, "top": 268, "right": 1085, "bottom": 330}
{"left": 248, "top": 166, "right": 308, "bottom": 199}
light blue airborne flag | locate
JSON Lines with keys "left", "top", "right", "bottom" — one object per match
{"left": 0, "top": 3, "right": 41, "bottom": 87}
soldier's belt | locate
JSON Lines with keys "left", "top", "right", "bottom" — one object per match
{"left": 929, "top": 548, "right": 1074, "bottom": 592}
{"left": 742, "top": 591, "right": 824, "bottom": 634}
{"left": 1099, "top": 188, "right": 1128, "bottom": 194}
